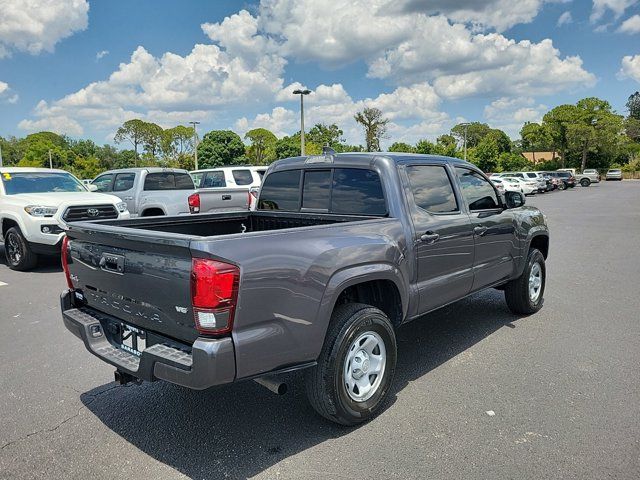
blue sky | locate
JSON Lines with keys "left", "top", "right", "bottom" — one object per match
{"left": 1, "top": 0, "right": 639, "bottom": 147}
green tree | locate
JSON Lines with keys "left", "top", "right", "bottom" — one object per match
{"left": 274, "top": 134, "right": 321, "bottom": 158}
{"left": 245, "top": 128, "right": 277, "bottom": 165}
{"left": 16, "top": 132, "right": 70, "bottom": 168}
{"left": 197, "top": 130, "right": 245, "bottom": 168}
{"left": 306, "top": 123, "right": 344, "bottom": 149}
{"left": 497, "top": 152, "right": 533, "bottom": 172}
{"left": 520, "top": 122, "right": 552, "bottom": 163}
{"left": 354, "top": 107, "right": 389, "bottom": 151}
{"left": 389, "top": 142, "right": 415, "bottom": 153}
{"left": 626, "top": 91, "right": 640, "bottom": 120}
{"left": 414, "top": 139, "right": 436, "bottom": 154}
{"left": 542, "top": 104, "right": 576, "bottom": 168}
{"left": 570, "top": 98, "right": 623, "bottom": 171}
{"left": 451, "top": 122, "right": 491, "bottom": 148}
{"left": 0, "top": 136, "right": 23, "bottom": 166}
{"left": 625, "top": 117, "right": 640, "bottom": 142}
{"left": 114, "top": 119, "right": 148, "bottom": 166}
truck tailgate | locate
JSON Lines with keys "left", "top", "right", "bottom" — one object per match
{"left": 198, "top": 187, "right": 249, "bottom": 212}
{"left": 65, "top": 223, "right": 199, "bottom": 343}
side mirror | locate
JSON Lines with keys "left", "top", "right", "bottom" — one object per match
{"left": 87, "top": 184, "right": 98, "bottom": 192}
{"left": 504, "top": 191, "right": 525, "bottom": 208}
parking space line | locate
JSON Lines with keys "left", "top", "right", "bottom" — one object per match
{"left": 0, "top": 281, "right": 8, "bottom": 287}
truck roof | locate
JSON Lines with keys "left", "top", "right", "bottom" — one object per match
{"left": 270, "top": 152, "right": 470, "bottom": 171}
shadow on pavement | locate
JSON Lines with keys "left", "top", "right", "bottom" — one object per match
{"left": 82, "top": 289, "right": 521, "bottom": 479}
{"left": 0, "top": 245, "right": 62, "bottom": 273}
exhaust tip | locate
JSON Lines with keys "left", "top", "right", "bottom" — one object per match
{"left": 254, "top": 376, "right": 287, "bottom": 395}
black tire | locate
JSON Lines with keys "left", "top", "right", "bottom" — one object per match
{"left": 558, "top": 182, "right": 566, "bottom": 190}
{"left": 4, "top": 227, "right": 38, "bottom": 271}
{"left": 580, "top": 178, "right": 590, "bottom": 187}
{"left": 504, "top": 248, "right": 545, "bottom": 315}
{"left": 304, "top": 303, "right": 397, "bottom": 426}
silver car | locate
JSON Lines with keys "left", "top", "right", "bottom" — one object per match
{"left": 605, "top": 169, "right": 623, "bottom": 181}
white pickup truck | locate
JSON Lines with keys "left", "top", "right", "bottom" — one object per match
{"left": 0, "top": 167, "right": 129, "bottom": 270}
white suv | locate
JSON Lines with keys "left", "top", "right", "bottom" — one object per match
{"left": 1, "top": 168, "right": 129, "bottom": 271}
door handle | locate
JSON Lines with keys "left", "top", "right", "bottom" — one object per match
{"left": 420, "top": 231, "right": 440, "bottom": 244}
{"left": 474, "top": 226, "right": 488, "bottom": 236}
{"left": 222, "top": 195, "right": 232, "bottom": 200}
{"left": 124, "top": 196, "right": 133, "bottom": 201}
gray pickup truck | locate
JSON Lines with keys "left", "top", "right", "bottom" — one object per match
{"left": 60, "top": 153, "right": 549, "bottom": 425}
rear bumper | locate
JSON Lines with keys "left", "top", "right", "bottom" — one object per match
{"left": 60, "top": 290, "right": 236, "bottom": 389}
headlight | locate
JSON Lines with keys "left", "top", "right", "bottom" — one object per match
{"left": 115, "top": 202, "right": 128, "bottom": 213}
{"left": 24, "top": 205, "right": 58, "bottom": 217}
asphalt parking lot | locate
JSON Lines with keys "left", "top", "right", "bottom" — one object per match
{"left": 1, "top": 181, "right": 639, "bottom": 479}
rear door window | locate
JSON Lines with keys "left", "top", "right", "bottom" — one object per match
{"left": 406, "top": 165, "right": 458, "bottom": 213}
{"left": 258, "top": 170, "right": 301, "bottom": 211}
{"left": 113, "top": 173, "right": 135, "bottom": 192}
{"left": 232, "top": 169, "right": 254, "bottom": 185}
{"left": 144, "top": 172, "right": 194, "bottom": 190}
{"left": 331, "top": 168, "right": 386, "bottom": 216}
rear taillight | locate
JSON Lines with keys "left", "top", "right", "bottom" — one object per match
{"left": 61, "top": 235, "right": 73, "bottom": 289}
{"left": 188, "top": 193, "right": 200, "bottom": 214}
{"left": 191, "top": 258, "right": 239, "bottom": 335}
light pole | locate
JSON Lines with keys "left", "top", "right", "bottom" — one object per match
{"left": 293, "top": 88, "right": 311, "bottom": 155}
{"left": 189, "top": 121, "right": 200, "bottom": 170}
{"left": 459, "top": 122, "right": 471, "bottom": 161}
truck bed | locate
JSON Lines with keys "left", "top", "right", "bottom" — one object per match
{"left": 95, "top": 211, "right": 377, "bottom": 237}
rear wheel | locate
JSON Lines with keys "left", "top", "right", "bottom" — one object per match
{"left": 4, "top": 227, "right": 38, "bottom": 271}
{"left": 305, "top": 303, "right": 397, "bottom": 426}
{"left": 504, "top": 248, "right": 545, "bottom": 315}
{"left": 580, "top": 178, "right": 591, "bottom": 187}
{"left": 558, "top": 182, "right": 566, "bottom": 190}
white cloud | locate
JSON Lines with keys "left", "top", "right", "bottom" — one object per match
{"left": 557, "top": 11, "right": 573, "bottom": 26}
{"left": 590, "top": 0, "right": 638, "bottom": 23}
{"left": 617, "top": 14, "right": 640, "bottom": 33}
{"left": 484, "top": 97, "right": 547, "bottom": 137}
{"left": 618, "top": 54, "right": 640, "bottom": 82}
{"left": 18, "top": 116, "right": 83, "bottom": 136}
{"left": 389, "top": 0, "right": 555, "bottom": 32}
{"left": 96, "top": 50, "right": 109, "bottom": 60}
{"left": 0, "top": 80, "right": 18, "bottom": 104}
{"left": 0, "top": 0, "right": 88, "bottom": 58}
{"left": 235, "top": 82, "right": 449, "bottom": 145}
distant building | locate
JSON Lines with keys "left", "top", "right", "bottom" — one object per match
{"left": 521, "top": 151, "right": 558, "bottom": 165}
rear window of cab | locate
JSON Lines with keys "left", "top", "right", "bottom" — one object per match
{"left": 258, "top": 168, "right": 387, "bottom": 216}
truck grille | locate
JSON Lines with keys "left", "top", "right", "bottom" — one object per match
{"left": 63, "top": 205, "right": 118, "bottom": 222}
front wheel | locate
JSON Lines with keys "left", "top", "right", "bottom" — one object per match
{"left": 580, "top": 178, "right": 591, "bottom": 187}
{"left": 504, "top": 248, "right": 545, "bottom": 315}
{"left": 304, "top": 303, "right": 397, "bottom": 425}
{"left": 4, "top": 227, "right": 38, "bottom": 271}
{"left": 558, "top": 182, "right": 566, "bottom": 190}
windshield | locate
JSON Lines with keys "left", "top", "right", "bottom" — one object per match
{"left": 608, "top": 169, "right": 621, "bottom": 173}
{"left": 1, "top": 172, "right": 87, "bottom": 195}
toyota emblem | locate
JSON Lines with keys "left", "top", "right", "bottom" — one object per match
{"left": 87, "top": 208, "right": 100, "bottom": 217}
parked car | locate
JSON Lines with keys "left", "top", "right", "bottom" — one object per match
{"left": 190, "top": 166, "right": 266, "bottom": 190}
{"left": 491, "top": 176, "right": 523, "bottom": 194}
{"left": 558, "top": 168, "right": 600, "bottom": 187}
{"left": 60, "top": 153, "right": 549, "bottom": 425}
{"left": 605, "top": 169, "right": 623, "bottom": 181}
{"left": 556, "top": 171, "right": 576, "bottom": 188}
{"left": 0, "top": 167, "right": 129, "bottom": 270}
{"left": 522, "top": 172, "right": 548, "bottom": 193}
{"left": 92, "top": 168, "right": 195, "bottom": 217}
{"left": 543, "top": 171, "right": 565, "bottom": 190}
{"left": 502, "top": 177, "right": 538, "bottom": 195}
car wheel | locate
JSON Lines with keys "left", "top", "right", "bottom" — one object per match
{"left": 580, "top": 178, "right": 591, "bottom": 187}
{"left": 4, "top": 227, "right": 38, "bottom": 271}
{"left": 304, "top": 302, "right": 397, "bottom": 426}
{"left": 558, "top": 182, "right": 566, "bottom": 190}
{"left": 504, "top": 248, "right": 545, "bottom": 315}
